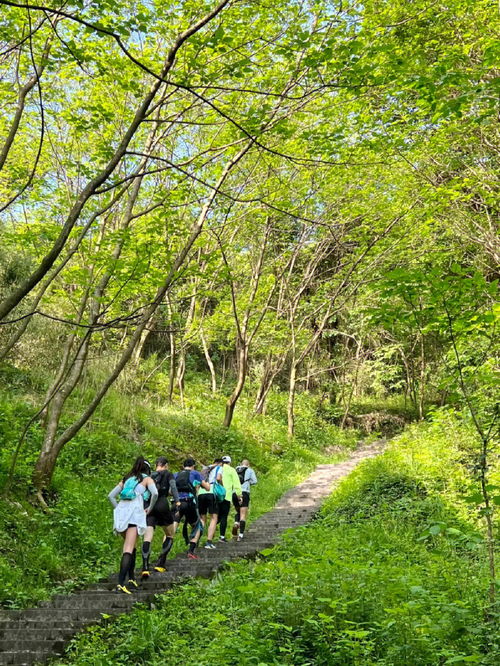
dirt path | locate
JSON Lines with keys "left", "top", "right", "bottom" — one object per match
{"left": 0, "top": 440, "right": 385, "bottom": 665}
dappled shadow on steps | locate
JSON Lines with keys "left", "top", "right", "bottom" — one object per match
{"left": 0, "top": 441, "right": 385, "bottom": 666}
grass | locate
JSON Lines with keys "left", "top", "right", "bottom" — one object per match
{"left": 58, "top": 410, "right": 500, "bottom": 666}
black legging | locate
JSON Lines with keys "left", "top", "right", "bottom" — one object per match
{"left": 218, "top": 493, "right": 240, "bottom": 537}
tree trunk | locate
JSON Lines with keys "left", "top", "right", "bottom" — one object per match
{"left": 36, "top": 333, "right": 92, "bottom": 483}
{"left": 167, "top": 297, "right": 176, "bottom": 403}
{"left": 176, "top": 353, "right": 186, "bottom": 408}
{"left": 200, "top": 329, "right": 217, "bottom": 395}
{"left": 223, "top": 344, "right": 248, "bottom": 428}
{"left": 132, "top": 317, "right": 154, "bottom": 365}
{"left": 254, "top": 356, "right": 283, "bottom": 415}
{"left": 287, "top": 362, "right": 297, "bottom": 438}
{"left": 418, "top": 334, "right": 426, "bottom": 419}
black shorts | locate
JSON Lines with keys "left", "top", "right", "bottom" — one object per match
{"left": 198, "top": 493, "right": 219, "bottom": 516}
{"left": 146, "top": 497, "right": 174, "bottom": 527}
{"left": 174, "top": 498, "right": 199, "bottom": 525}
{"left": 240, "top": 491, "right": 250, "bottom": 508}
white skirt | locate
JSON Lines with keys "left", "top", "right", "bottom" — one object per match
{"left": 113, "top": 495, "right": 147, "bottom": 535}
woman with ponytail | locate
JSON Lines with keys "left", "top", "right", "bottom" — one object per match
{"left": 108, "top": 456, "right": 158, "bottom": 594}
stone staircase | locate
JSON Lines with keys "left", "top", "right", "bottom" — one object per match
{"left": 0, "top": 441, "right": 384, "bottom": 665}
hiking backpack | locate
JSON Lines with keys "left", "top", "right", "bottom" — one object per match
{"left": 210, "top": 465, "right": 226, "bottom": 502}
{"left": 175, "top": 469, "right": 195, "bottom": 495}
{"left": 152, "top": 470, "right": 172, "bottom": 497}
{"left": 120, "top": 473, "right": 151, "bottom": 501}
{"left": 236, "top": 466, "right": 248, "bottom": 485}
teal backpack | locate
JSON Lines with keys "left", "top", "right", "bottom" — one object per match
{"left": 120, "top": 474, "right": 150, "bottom": 501}
{"left": 211, "top": 466, "right": 226, "bottom": 502}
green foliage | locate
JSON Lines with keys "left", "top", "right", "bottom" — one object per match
{"left": 60, "top": 413, "right": 499, "bottom": 665}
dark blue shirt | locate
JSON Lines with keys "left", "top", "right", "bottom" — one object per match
{"left": 174, "top": 470, "right": 203, "bottom": 500}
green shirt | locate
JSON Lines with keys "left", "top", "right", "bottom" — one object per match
{"left": 222, "top": 464, "right": 242, "bottom": 499}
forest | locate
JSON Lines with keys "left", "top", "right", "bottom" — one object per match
{"left": 0, "top": 0, "right": 498, "bottom": 663}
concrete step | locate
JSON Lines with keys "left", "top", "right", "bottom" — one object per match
{"left": 41, "top": 593, "right": 153, "bottom": 610}
{"left": 0, "top": 650, "right": 52, "bottom": 665}
{"left": 9, "top": 608, "right": 116, "bottom": 622}
{"left": 0, "top": 640, "right": 65, "bottom": 653}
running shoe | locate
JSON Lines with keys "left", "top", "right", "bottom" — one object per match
{"left": 204, "top": 542, "right": 216, "bottom": 549}
{"left": 219, "top": 536, "right": 227, "bottom": 542}
{"left": 127, "top": 579, "right": 139, "bottom": 590}
{"left": 154, "top": 566, "right": 166, "bottom": 573}
{"left": 232, "top": 522, "right": 239, "bottom": 537}
{"left": 141, "top": 570, "right": 150, "bottom": 579}
{"left": 237, "top": 534, "right": 244, "bottom": 542}
{"left": 114, "top": 584, "right": 132, "bottom": 595}
{"left": 187, "top": 552, "right": 199, "bottom": 560}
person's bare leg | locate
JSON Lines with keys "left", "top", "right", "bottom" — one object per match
{"left": 207, "top": 513, "right": 218, "bottom": 541}
{"left": 117, "top": 527, "right": 138, "bottom": 589}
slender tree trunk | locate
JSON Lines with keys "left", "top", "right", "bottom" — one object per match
{"left": 166, "top": 297, "right": 176, "bottom": 404}
{"left": 0, "top": 35, "right": 53, "bottom": 172}
{"left": 132, "top": 316, "right": 154, "bottom": 365}
{"left": 176, "top": 354, "right": 186, "bottom": 408}
{"left": 341, "top": 339, "right": 363, "bottom": 428}
{"left": 418, "top": 335, "right": 426, "bottom": 419}
{"left": 254, "top": 356, "right": 283, "bottom": 415}
{"left": 223, "top": 344, "right": 248, "bottom": 428}
{"left": 200, "top": 328, "right": 217, "bottom": 395}
{"left": 221, "top": 353, "right": 227, "bottom": 389}
{"left": 287, "top": 362, "right": 297, "bottom": 438}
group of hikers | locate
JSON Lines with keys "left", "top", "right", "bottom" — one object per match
{"left": 108, "top": 455, "right": 258, "bottom": 594}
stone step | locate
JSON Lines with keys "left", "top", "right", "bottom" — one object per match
{"left": 0, "top": 650, "right": 52, "bottom": 665}
{"left": 0, "top": 628, "right": 74, "bottom": 642}
{"left": 40, "top": 593, "right": 153, "bottom": 610}
{"left": 8, "top": 608, "right": 116, "bottom": 622}
{"left": 0, "top": 640, "right": 65, "bottom": 653}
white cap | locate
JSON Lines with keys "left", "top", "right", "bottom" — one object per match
{"left": 222, "top": 455, "right": 231, "bottom": 463}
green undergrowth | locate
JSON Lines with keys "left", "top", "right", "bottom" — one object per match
{"left": 0, "top": 365, "right": 359, "bottom": 609}
{"left": 59, "top": 411, "right": 499, "bottom": 666}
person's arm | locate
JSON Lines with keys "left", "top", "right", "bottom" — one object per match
{"left": 108, "top": 483, "right": 122, "bottom": 508}
{"left": 201, "top": 479, "right": 210, "bottom": 491}
{"left": 145, "top": 478, "right": 158, "bottom": 513}
{"left": 249, "top": 469, "right": 257, "bottom": 485}
{"left": 169, "top": 475, "right": 180, "bottom": 504}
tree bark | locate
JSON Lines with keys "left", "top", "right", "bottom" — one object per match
{"left": 200, "top": 328, "right": 217, "bottom": 395}
{"left": 223, "top": 344, "right": 248, "bottom": 428}
{"left": 254, "top": 355, "right": 284, "bottom": 415}
{"left": 287, "top": 362, "right": 297, "bottom": 438}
